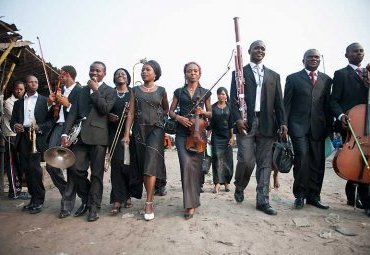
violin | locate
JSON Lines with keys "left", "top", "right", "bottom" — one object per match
{"left": 185, "top": 97, "right": 208, "bottom": 153}
{"left": 53, "top": 78, "right": 62, "bottom": 119}
{"left": 333, "top": 64, "right": 370, "bottom": 183}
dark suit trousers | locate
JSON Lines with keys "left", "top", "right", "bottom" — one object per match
{"left": 72, "top": 143, "right": 106, "bottom": 209}
{"left": 234, "top": 117, "right": 274, "bottom": 206}
{"left": 291, "top": 135, "right": 325, "bottom": 200}
{"left": 18, "top": 132, "right": 45, "bottom": 205}
{"left": 46, "top": 124, "right": 67, "bottom": 196}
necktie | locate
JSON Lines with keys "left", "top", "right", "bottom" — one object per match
{"left": 255, "top": 65, "right": 262, "bottom": 86}
{"left": 356, "top": 68, "right": 363, "bottom": 79}
{"left": 309, "top": 71, "right": 316, "bottom": 85}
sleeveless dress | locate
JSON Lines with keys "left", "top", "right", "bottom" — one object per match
{"left": 174, "top": 85, "right": 211, "bottom": 209}
{"left": 132, "top": 86, "right": 166, "bottom": 179}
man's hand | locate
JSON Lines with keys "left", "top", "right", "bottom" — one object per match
{"left": 56, "top": 94, "right": 71, "bottom": 108}
{"left": 235, "top": 119, "right": 248, "bottom": 135}
{"left": 60, "top": 136, "right": 69, "bottom": 147}
{"left": 48, "top": 93, "right": 56, "bottom": 106}
{"left": 279, "top": 125, "right": 288, "bottom": 141}
{"left": 108, "top": 113, "right": 119, "bottom": 122}
{"left": 87, "top": 78, "right": 99, "bottom": 92}
{"left": 14, "top": 123, "right": 24, "bottom": 133}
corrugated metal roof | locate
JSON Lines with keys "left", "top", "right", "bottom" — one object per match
{"left": 0, "top": 19, "right": 59, "bottom": 98}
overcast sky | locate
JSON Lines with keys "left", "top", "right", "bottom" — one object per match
{"left": 2, "top": 0, "right": 369, "bottom": 100}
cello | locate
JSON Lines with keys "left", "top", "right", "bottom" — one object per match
{"left": 333, "top": 64, "right": 370, "bottom": 183}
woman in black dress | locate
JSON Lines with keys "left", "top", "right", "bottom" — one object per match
{"left": 208, "top": 87, "right": 234, "bottom": 193}
{"left": 123, "top": 60, "right": 169, "bottom": 221}
{"left": 169, "top": 62, "right": 211, "bottom": 220}
{"left": 108, "top": 68, "right": 143, "bottom": 215}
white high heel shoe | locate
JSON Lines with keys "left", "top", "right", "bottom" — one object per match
{"left": 144, "top": 202, "right": 154, "bottom": 221}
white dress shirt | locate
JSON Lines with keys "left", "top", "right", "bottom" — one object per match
{"left": 56, "top": 83, "right": 76, "bottom": 124}
{"left": 23, "top": 92, "right": 38, "bottom": 127}
{"left": 250, "top": 62, "right": 264, "bottom": 112}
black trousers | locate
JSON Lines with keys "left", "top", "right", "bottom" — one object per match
{"left": 18, "top": 132, "right": 45, "bottom": 205}
{"left": 71, "top": 143, "right": 106, "bottom": 209}
{"left": 290, "top": 135, "right": 325, "bottom": 200}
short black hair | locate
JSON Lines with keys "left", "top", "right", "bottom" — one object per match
{"left": 91, "top": 61, "right": 106, "bottom": 72}
{"left": 61, "top": 65, "right": 77, "bottom": 80}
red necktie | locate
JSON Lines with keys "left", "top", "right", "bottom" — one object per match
{"left": 356, "top": 68, "right": 363, "bottom": 79}
{"left": 309, "top": 71, "right": 316, "bottom": 85}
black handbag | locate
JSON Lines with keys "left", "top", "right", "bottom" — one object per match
{"left": 272, "top": 137, "right": 294, "bottom": 173}
{"left": 164, "top": 118, "right": 178, "bottom": 135}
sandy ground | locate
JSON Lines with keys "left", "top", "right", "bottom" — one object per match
{"left": 0, "top": 150, "right": 370, "bottom": 255}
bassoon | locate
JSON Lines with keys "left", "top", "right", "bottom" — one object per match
{"left": 233, "top": 17, "right": 247, "bottom": 134}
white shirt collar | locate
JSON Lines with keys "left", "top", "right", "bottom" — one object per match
{"left": 64, "top": 82, "right": 77, "bottom": 93}
{"left": 24, "top": 92, "right": 38, "bottom": 99}
{"left": 305, "top": 69, "right": 318, "bottom": 76}
{"left": 348, "top": 63, "right": 361, "bottom": 70}
{"left": 250, "top": 62, "right": 263, "bottom": 71}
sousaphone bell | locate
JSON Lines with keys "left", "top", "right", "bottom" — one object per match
{"left": 44, "top": 146, "right": 76, "bottom": 169}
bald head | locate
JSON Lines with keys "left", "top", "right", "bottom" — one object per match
{"left": 303, "top": 49, "right": 321, "bottom": 71}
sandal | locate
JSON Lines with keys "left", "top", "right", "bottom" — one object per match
{"left": 144, "top": 202, "right": 154, "bottom": 221}
{"left": 111, "top": 202, "right": 121, "bottom": 215}
{"left": 124, "top": 198, "right": 133, "bottom": 208}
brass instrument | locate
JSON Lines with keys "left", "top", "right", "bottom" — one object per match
{"left": 132, "top": 58, "right": 147, "bottom": 86}
{"left": 43, "top": 119, "right": 84, "bottom": 169}
{"left": 65, "top": 119, "right": 84, "bottom": 147}
{"left": 29, "top": 121, "right": 38, "bottom": 153}
{"left": 104, "top": 102, "right": 130, "bottom": 172}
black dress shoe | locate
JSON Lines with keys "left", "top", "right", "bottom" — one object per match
{"left": 22, "top": 203, "right": 34, "bottom": 211}
{"left": 347, "top": 199, "right": 364, "bottom": 209}
{"left": 74, "top": 203, "right": 88, "bottom": 217}
{"left": 234, "top": 189, "right": 244, "bottom": 203}
{"left": 59, "top": 210, "right": 71, "bottom": 219}
{"left": 87, "top": 208, "right": 99, "bottom": 222}
{"left": 29, "top": 204, "right": 43, "bottom": 214}
{"left": 294, "top": 198, "right": 304, "bottom": 209}
{"left": 256, "top": 204, "right": 277, "bottom": 215}
{"left": 306, "top": 200, "right": 329, "bottom": 209}
{"left": 365, "top": 209, "right": 370, "bottom": 217}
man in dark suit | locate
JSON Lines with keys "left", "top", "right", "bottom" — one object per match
{"left": 330, "top": 42, "right": 370, "bottom": 217}
{"left": 10, "top": 75, "right": 53, "bottom": 214}
{"left": 61, "top": 61, "right": 116, "bottom": 222}
{"left": 230, "top": 40, "right": 287, "bottom": 215}
{"left": 284, "top": 49, "right": 332, "bottom": 210}
{"left": 46, "top": 65, "right": 83, "bottom": 218}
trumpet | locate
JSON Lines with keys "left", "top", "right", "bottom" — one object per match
{"left": 132, "top": 58, "right": 147, "bottom": 86}
{"left": 29, "top": 121, "right": 38, "bottom": 153}
{"left": 104, "top": 102, "right": 130, "bottom": 172}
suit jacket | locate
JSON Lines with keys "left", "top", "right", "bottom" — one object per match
{"left": 63, "top": 82, "right": 116, "bottom": 146}
{"left": 230, "top": 64, "right": 286, "bottom": 137}
{"left": 10, "top": 94, "right": 53, "bottom": 152}
{"left": 330, "top": 65, "right": 368, "bottom": 118}
{"left": 284, "top": 69, "right": 332, "bottom": 140}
